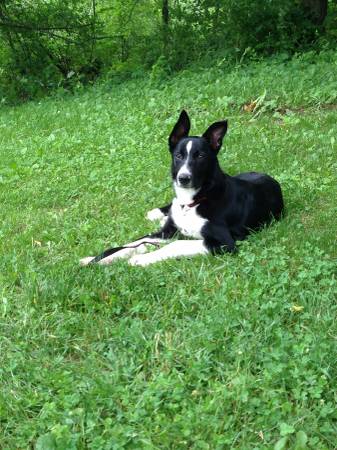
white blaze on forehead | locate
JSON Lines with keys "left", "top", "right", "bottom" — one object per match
{"left": 177, "top": 140, "right": 193, "bottom": 180}
{"left": 186, "top": 140, "right": 193, "bottom": 153}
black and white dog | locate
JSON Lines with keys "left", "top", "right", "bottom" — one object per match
{"left": 80, "top": 110, "right": 283, "bottom": 266}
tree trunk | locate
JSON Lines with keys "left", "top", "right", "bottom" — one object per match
{"left": 302, "top": 0, "right": 328, "bottom": 25}
{"left": 162, "top": 0, "right": 169, "bottom": 53}
{"left": 162, "top": 0, "right": 169, "bottom": 26}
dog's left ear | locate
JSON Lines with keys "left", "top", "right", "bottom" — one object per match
{"left": 202, "top": 120, "right": 228, "bottom": 153}
{"left": 169, "top": 110, "right": 191, "bottom": 151}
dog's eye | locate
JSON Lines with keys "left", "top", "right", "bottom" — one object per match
{"left": 175, "top": 153, "right": 184, "bottom": 160}
{"left": 197, "top": 153, "right": 205, "bottom": 159}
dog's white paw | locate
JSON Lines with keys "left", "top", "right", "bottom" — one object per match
{"left": 146, "top": 208, "right": 165, "bottom": 222}
{"left": 80, "top": 256, "right": 95, "bottom": 266}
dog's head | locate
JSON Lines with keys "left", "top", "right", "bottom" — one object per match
{"left": 168, "top": 110, "right": 227, "bottom": 190}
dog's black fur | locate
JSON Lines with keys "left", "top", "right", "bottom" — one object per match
{"left": 150, "top": 110, "right": 284, "bottom": 254}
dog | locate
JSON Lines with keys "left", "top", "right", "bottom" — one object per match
{"left": 80, "top": 110, "right": 284, "bottom": 266}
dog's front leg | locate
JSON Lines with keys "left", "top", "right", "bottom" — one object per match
{"left": 80, "top": 216, "right": 178, "bottom": 266}
{"left": 202, "top": 224, "right": 237, "bottom": 254}
{"left": 80, "top": 237, "right": 165, "bottom": 266}
{"left": 129, "top": 239, "right": 208, "bottom": 266}
{"left": 80, "top": 218, "right": 177, "bottom": 266}
{"left": 146, "top": 203, "right": 172, "bottom": 225}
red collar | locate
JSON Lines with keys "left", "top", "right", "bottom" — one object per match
{"left": 181, "top": 196, "right": 207, "bottom": 208}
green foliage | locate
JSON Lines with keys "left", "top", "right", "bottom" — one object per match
{"left": 1, "top": 1, "right": 337, "bottom": 102}
{"left": 149, "top": 55, "right": 172, "bottom": 83}
{"left": 0, "top": 51, "right": 336, "bottom": 448}
{"left": 0, "top": 0, "right": 98, "bottom": 101}
{"left": 165, "top": 0, "right": 313, "bottom": 67}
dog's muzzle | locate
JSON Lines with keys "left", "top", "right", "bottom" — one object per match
{"left": 178, "top": 174, "right": 192, "bottom": 187}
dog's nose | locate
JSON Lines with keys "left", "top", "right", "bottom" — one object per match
{"left": 178, "top": 174, "right": 192, "bottom": 186}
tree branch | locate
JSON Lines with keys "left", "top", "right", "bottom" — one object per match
{"left": 0, "top": 21, "right": 93, "bottom": 32}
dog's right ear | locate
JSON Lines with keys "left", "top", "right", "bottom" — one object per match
{"left": 168, "top": 110, "right": 191, "bottom": 151}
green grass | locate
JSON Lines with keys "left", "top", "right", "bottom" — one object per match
{"left": 0, "top": 51, "right": 336, "bottom": 449}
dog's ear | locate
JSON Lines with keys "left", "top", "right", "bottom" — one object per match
{"left": 202, "top": 120, "right": 228, "bottom": 153}
{"left": 169, "top": 110, "right": 191, "bottom": 151}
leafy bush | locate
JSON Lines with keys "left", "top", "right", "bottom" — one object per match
{"left": 0, "top": 0, "right": 98, "bottom": 101}
{"left": 165, "top": 0, "right": 333, "bottom": 68}
{"left": 0, "top": 0, "right": 337, "bottom": 102}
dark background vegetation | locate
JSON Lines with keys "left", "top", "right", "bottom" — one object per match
{"left": 0, "top": 0, "right": 336, "bottom": 103}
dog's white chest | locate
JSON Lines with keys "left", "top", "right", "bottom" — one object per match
{"left": 171, "top": 198, "right": 207, "bottom": 238}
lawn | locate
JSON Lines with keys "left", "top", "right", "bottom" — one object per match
{"left": 0, "top": 51, "right": 336, "bottom": 449}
